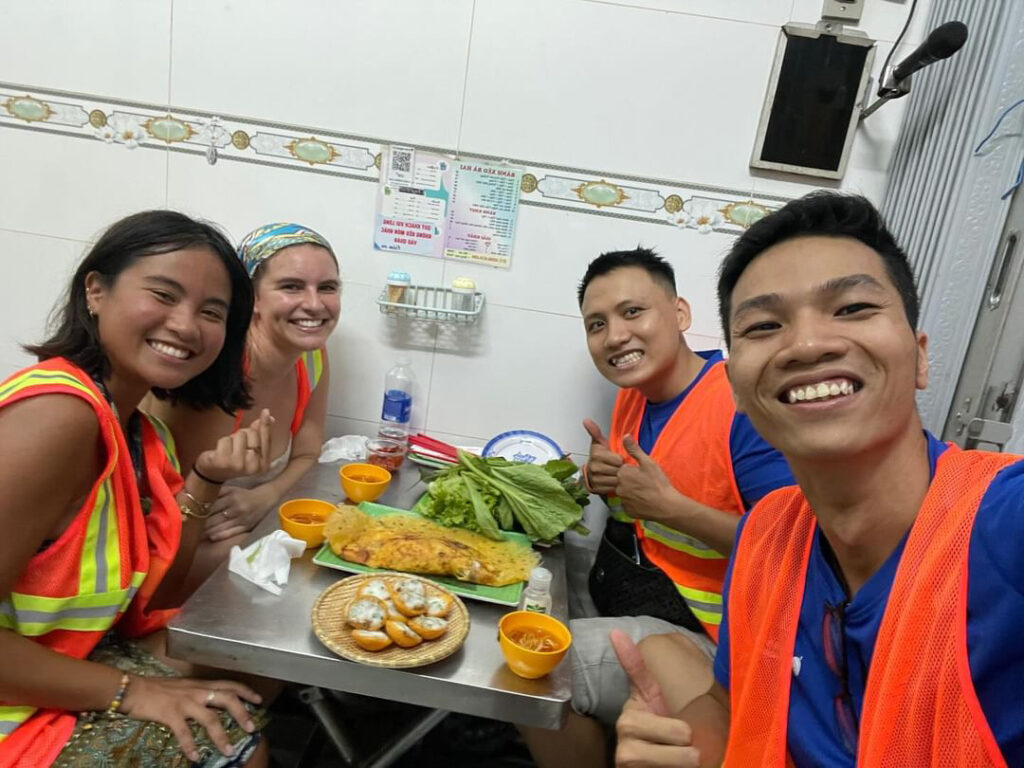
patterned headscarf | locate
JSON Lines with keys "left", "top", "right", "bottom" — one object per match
{"left": 236, "top": 222, "right": 336, "bottom": 278}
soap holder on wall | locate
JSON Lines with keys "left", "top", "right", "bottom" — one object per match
{"left": 376, "top": 285, "right": 485, "bottom": 324}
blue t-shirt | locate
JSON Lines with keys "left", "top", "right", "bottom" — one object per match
{"left": 637, "top": 350, "right": 793, "bottom": 510}
{"left": 714, "top": 433, "right": 1024, "bottom": 765}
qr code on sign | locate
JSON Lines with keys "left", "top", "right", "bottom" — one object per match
{"left": 387, "top": 146, "right": 414, "bottom": 184}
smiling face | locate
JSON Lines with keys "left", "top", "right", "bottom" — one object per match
{"left": 86, "top": 246, "right": 232, "bottom": 400}
{"left": 581, "top": 266, "right": 691, "bottom": 397}
{"left": 725, "top": 236, "right": 928, "bottom": 462}
{"left": 252, "top": 243, "right": 340, "bottom": 351}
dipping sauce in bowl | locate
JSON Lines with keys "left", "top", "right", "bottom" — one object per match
{"left": 366, "top": 438, "right": 407, "bottom": 473}
{"left": 278, "top": 498, "right": 335, "bottom": 548}
{"left": 339, "top": 462, "right": 392, "bottom": 503}
{"left": 498, "top": 611, "right": 572, "bottom": 679}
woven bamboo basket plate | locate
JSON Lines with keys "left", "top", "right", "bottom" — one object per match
{"left": 311, "top": 573, "right": 470, "bottom": 668}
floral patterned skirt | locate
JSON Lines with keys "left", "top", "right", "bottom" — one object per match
{"left": 51, "top": 634, "right": 269, "bottom": 768}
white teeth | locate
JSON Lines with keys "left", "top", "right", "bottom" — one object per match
{"left": 150, "top": 341, "right": 189, "bottom": 359}
{"left": 294, "top": 319, "right": 323, "bottom": 328}
{"left": 611, "top": 351, "right": 642, "bottom": 367}
{"left": 786, "top": 379, "right": 858, "bottom": 403}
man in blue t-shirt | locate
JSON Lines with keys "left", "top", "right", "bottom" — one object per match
{"left": 611, "top": 194, "right": 1024, "bottom": 767}
{"left": 522, "top": 248, "right": 792, "bottom": 768}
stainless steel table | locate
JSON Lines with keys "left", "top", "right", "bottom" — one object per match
{"left": 167, "top": 461, "right": 571, "bottom": 764}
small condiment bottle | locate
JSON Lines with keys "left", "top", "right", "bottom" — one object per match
{"left": 386, "top": 271, "right": 411, "bottom": 304}
{"left": 450, "top": 276, "right": 476, "bottom": 312}
{"left": 519, "top": 567, "right": 552, "bottom": 614}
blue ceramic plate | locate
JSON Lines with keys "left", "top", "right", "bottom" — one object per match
{"left": 482, "top": 430, "right": 563, "bottom": 465}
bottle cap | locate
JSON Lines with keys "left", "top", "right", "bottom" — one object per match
{"left": 526, "top": 567, "right": 552, "bottom": 590}
{"left": 387, "top": 271, "right": 411, "bottom": 286}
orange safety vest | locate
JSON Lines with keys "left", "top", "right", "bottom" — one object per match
{"left": 233, "top": 348, "right": 325, "bottom": 436}
{"left": 0, "top": 358, "right": 182, "bottom": 767}
{"left": 607, "top": 360, "right": 745, "bottom": 641}
{"left": 725, "top": 446, "right": 1018, "bottom": 768}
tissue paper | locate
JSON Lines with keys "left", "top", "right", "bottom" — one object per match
{"left": 318, "top": 435, "right": 368, "bottom": 463}
{"left": 228, "top": 530, "right": 306, "bottom": 595}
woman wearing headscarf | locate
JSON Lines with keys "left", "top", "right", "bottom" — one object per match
{"left": 149, "top": 223, "right": 340, "bottom": 583}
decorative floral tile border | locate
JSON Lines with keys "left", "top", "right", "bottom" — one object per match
{"left": 1, "top": 83, "right": 789, "bottom": 233}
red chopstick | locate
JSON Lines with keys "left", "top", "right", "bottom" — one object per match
{"left": 409, "top": 433, "right": 460, "bottom": 460}
{"left": 409, "top": 445, "right": 458, "bottom": 463}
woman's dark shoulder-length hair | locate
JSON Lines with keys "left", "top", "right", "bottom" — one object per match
{"left": 25, "top": 210, "right": 253, "bottom": 413}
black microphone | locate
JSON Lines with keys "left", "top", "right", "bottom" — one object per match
{"left": 892, "top": 21, "right": 968, "bottom": 81}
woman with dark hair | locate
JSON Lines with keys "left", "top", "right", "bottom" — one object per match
{"left": 149, "top": 223, "right": 340, "bottom": 586}
{"left": 0, "top": 210, "right": 272, "bottom": 767}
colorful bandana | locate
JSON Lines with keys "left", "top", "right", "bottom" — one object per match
{"left": 236, "top": 222, "right": 336, "bottom": 277}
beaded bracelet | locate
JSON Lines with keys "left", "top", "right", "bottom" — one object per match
{"left": 107, "top": 673, "right": 131, "bottom": 715}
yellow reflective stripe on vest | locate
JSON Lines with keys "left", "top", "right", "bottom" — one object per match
{"left": 0, "top": 368, "right": 102, "bottom": 406}
{"left": 0, "top": 572, "right": 144, "bottom": 637}
{"left": 0, "top": 705, "right": 31, "bottom": 737}
{"left": 302, "top": 349, "right": 324, "bottom": 391}
{"left": 78, "top": 479, "right": 120, "bottom": 595}
{"left": 144, "top": 412, "right": 181, "bottom": 474}
{"left": 606, "top": 496, "right": 635, "bottom": 523}
{"left": 642, "top": 520, "right": 727, "bottom": 560}
{"left": 675, "top": 584, "right": 723, "bottom": 626}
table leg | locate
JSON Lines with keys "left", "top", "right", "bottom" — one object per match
{"left": 360, "top": 708, "right": 450, "bottom": 768}
{"left": 299, "top": 686, "right": 359, "bottom": 765}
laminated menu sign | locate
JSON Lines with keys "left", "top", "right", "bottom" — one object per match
{"left": 443, "top": 160, "right": 522, "bottom": 269}
{"left": 373, "top": 145, "right": 521, "bottom": 269}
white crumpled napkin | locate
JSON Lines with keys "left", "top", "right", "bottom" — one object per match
{"left": 228, "top": 530, "right": 307, "bottom": 595}
{"left": 318, "top": 435, "right": 368, "bottom": 463}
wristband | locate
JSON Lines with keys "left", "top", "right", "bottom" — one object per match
{"left": 581, "top": 463, "right": 595, "bottom": 494}
{"left": 191, "top": 463, "right": 224, "bottom": 485}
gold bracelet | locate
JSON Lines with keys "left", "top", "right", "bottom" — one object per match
{"left": 179, "top": 488, "right": 216, "bottom": 520}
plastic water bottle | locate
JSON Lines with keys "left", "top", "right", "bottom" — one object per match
{"left": 519, "top": 567, "right": 552, "bottom": 614}
{"left": 379, "top": 357, "right": 415, "bottom": 442}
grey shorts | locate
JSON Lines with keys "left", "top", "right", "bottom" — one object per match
{"left": 569, "top": 615, "right": 715, "bottom": 727}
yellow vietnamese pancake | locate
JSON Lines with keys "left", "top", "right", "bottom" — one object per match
{"left": 323, "top": 504, "right": 538, "bottom": 587}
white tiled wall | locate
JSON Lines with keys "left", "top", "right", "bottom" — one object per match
{"left": 0, "top": 0, "right": 930, "bottom": 455}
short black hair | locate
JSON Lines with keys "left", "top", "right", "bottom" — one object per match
{"left": 577, "top": 247, "right": 676, "bottom": 307}
{"left": 26, "top": 210, "right": 253, "bottom": 413}
{"left": 717, "top": 192, "right": 918, "bottom": 344}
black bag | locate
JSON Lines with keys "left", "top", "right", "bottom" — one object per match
{"left": 588, "top": 519, "right": 704, "bottom": 633}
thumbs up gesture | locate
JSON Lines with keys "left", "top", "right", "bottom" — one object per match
{"left": 616, "top": 435, "right": 675, "bottom": 523}
{"left": 582, "top": 418, "right": 624, "bottom": 495}
{"left": 611, "top": 630, "right": 700, "bottom": 767}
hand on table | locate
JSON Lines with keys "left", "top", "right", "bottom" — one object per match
{"left": 191, "top": 410, "right": 273, "bottom": 486}
{"left": 615, "top": 435, "right": 680, "bottom": 523}
{"left": 205, "top": 484, "right": 278, "bottom": 542}
{"left": 582, "top": 419, "right": 624, "bottom": 496}
{"left": 120, "top": 674, "right": 262, "bottom": 763}
{"left": 611, "top": 629, "right": 701, "bottom": 768}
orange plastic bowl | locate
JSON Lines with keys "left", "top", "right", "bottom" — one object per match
{"left": 278, "top": 498, "right": 335, "bottom": 548}
{"left": 339, "top": 462, "right": 392, "bottom": 503}
{"left": 498, "top": 611, "right": 572, "bottom": 679}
